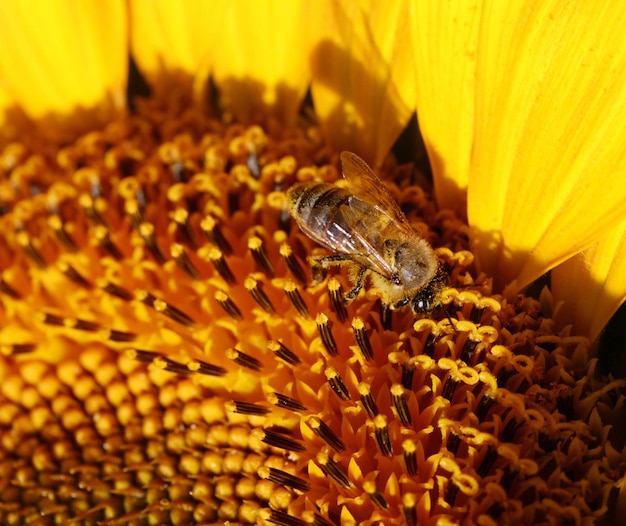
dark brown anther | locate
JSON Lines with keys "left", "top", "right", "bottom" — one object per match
{"left": 259, "top": 466, "right": 310, "bottom": 493}
{"left": 138, "top": 222, "right": 167, "bottom": 264}
{"left": 279, "top": 243, "right": 306, "bottom": 284}
{"left": 363, "top": 481, "right": 388, "bottom": 509}
{"left": 470, "top": 305, "right": 486, "bottom": 324}
{"left": 401, "top": 362, "right": 415, "bottom": 390}
{"left": 57, "top": 261, "right": 91, "bottom": 288}
{"left": 317, "top": 453, "right": 351, "bottom": 489}
{"left": 187, "top": 359, "right": 227, "bottom": 377}
{"left": 327, "top": 278, "right": 348, "bottom": 323}
{"left": 284, "top": 281, "right": 309, "bottom": 318}
{"left": 460, "top": 337, "right": 479, "bottom": 364}
{"left": 267, "top": 392, "right": 307, "bottom": 412}
{"left": 208, "top": 247, "right": 236, "bottom": 284}
{"left": 402, "top": 440, "right": 417, "bottom": 476}
{"left": 254, "top": 429, "right": 306, "bottom": 452}
{"left": 41, "top": 313, "right": 64, "bottom": 326}
{"left": 0, "top": 277, "right": 20, "bottom": 299}
{"left": 316, "top": 313, "right": 338, "bottom": 356}
{"left": 226, "top": 348, "right": 263, "bottom": 371}
{"left": 48, "top": 215, "right": 78, "bottom": 252}
{"left": 227, "top": 400, "right": 270, "bottom": 416}
{"left": 351, "top": 316, "right": 373, "bottom": 360}
{"left": 200, "top": 215, "right": 232, "bottom": 255}
{"left": 476, "top": 395, "right": 495, "bottom": 423}
{"left": 267, "top": 340, "right": 300, "bottom": 365}
{"left": 357, "top": 383, "right": 379, "bottom": 418}
{"left": 152, "top": 298, "right": 196, "bottom": 327}
{"left": 325, "top": 368, "right": 350, "bottom": 401}
{"left": 441, "top": 377, "right": 459, "bottom": 401}
{"left": 79, "top": 193, "right": 107, "bottom": 227}
{"left": 65, "top": 317, "right": 100, "bottom": 331}
{"left": 266, "top": 510, "right": 307, "bottom": 526}
{"left": 447, "top": 432, "right": 461, "bottom": 455}
{"left": 402, "top": 493, "right": 418, "bottom": 526}
{"left": 501, "top": 417, "right": 522, "bottom": 442}
{"left": 171, "top": 243, "right": 202, "bottom": 281}
{"left": 214, "top": 290, "right": 243, "bottom": 320}
{"left": 501, "top": 466, "right": 519, "bottom": 492}
{"left": 105, "top": 329, "right": 136, "bottom": 342}
{"left": 248, "top": 235, "right": 275, "bottom": 277}
{"left": 125, "top": 348, "right": 161, "bottom": 363}
{"left": 306, "top": 416, "right": 345, "bottom": 452}
{"left": 1, "top": 343, "right": 36, "bottom": 356}
{"left": 423, "top": 331, "right": 438, "bottom": 357}
{"left": 99, "top": 280, "right": 133, "bottom": 301}
{"left": 155, "top": 356, "right": 193, "bottom": 375}
{"left": 171, "top": 208, "right": 198, "bottom": 249}
{"left": 477, "top": 445, "right": 498, "bottom": 477}
{"left": 444, "top": 481, "right": 459, "bottom": 506}
{"left": 374, "top": 415, "right": 393, "bottom": 457}
{"left": 16, "top": 231, "right": 47, "bottom": 268}
{"left": 391, "top": 384, "right": 412, "bottom": 426}
{"left": 380, "top": 301, "right": 392, "bottom": 331}
{"left": 93, "top": 225, "right": 123, "bottom": 260}
{"left": 245, "top": 276, "right": 275, "bottom": 313}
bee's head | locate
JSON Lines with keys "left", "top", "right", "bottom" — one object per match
{"left": 410, "top": 266, "right": 448, "bottom": 315}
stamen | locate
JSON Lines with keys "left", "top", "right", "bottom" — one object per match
{"left": 259, "top": 466, "right": 310, "bottom": 492}
{"left": 103, "top": 329, "right": 136, "bottom": 342}
{"left": 98, "top": 279, "right": 133, "bottom": 301}
{"left": 57, "top": 261, "right": 91, "bottom": 288}
{"left": 208, "top": 247, "right": 236, "bottom": 284}
{"left": 79, "top": 193, "right": 107, "bottom": 226}
{"left": 391, "top": 384, "right": 412, "bottom": 426}
{"left": 477, "top": 445, "right": 498, "bottom": 477}
{"left": 253, "top": 429, "right": 306, "bottom": 452}
{"left": 327, "top": 278, "right": 347, "bottom": 322}
{"left": 186, "top": 359, "right": 227, "bottom": 377}
{"left": 64, "top": 317, "right": 100, "bottom": 332}
{"left": 171, "top": 208, "right": 198, "bottom": 249}
{"left": 16, "top": 231, "right": 47, "bottom": 268}
{"left": 447, "top": 432, "right": 461, "bottom": 455}
{"left": 93, "top": 225, "right": 123, "bottom": 260}
{"left": 171, "top": 243, "right": 201, "bottom": 281}
{"left": 380, "top": 302, "right": 392, "bottom": 331}
{"left": 226, "top": 400, "right": 270, "bottom": 416}
{"left": 476, "top": 395, "right": 496, "bottom": 423}
{"left": 214, "top": 290, "right": 243, "bottom": 320}
{"left": 363, "top": 480, "right": 388, "bottom": 509}
{"left": 316, "top": 453, "right": 351, "bottom": 489}
{"left": 402, "top": 493, "right": 418, "bottom": 526}
{"left": 153, "top": 355, "right": 193, "bottom": 375}
{"left": 125, "top": 348, "right": 161, "bottom": 363}
{"left": 460, "top": 338, "right": 479, "bottom": 364}
{"left": 325, "top": 368, "right": 350, "bottom": 401}
{"left": 357, "top": 382, "right": 379, "bottom": 417}
{"left": 351, "top": 316, "right": 373, "bottom": 360}
{"left": 47, "top": 214, "right": 78, "bottom": 252}
{"left": 152, "top": 298, "right": 196, "bottom": 327}
{"left": 401, "top": 362, "right": 415, "bottom": 390}
{"left": 373, "top": 414, "right": 393, "bottom": 456}
{"left": 248, "top": 235, "right": 275, "bottom": 277}
{"left": 226, "top": 348, "right": 263, "bottom": 371}
{"left": 200, "top": 215, "right": 232, "bottom": 255}
{"left": 138, "top": 222, "right": 167, "bottom": 264}
{"left": 441, "top": 377, "right": 459, "bottom": 401}
{"left": 316, "top": 313, "right": 338, "bottom": 356}
{"left": 267, "top": 392, "right": 307, "bottom": 412}
{"left": 501, "top": 417, "right": 522, "bottom": 442}
{"left": 41, "top": 312, "right": 63, "bottom": 326}
{"left": 402, "top": 440, "right": 417, "bottom": 476}
{"left": 244, "top": 276, "right": 275, "bottom": 313}
{"left": 445, "top": 481, "right": 459, "bottom": 506}
{"left": 1, "top": 343, "right": 36, "bottom": 356}
{"left": 0, "top": 277, "right": 20, "bottom": 299}
{"left": 267, "top": 340, "right": 300, "bottom": 365}
{"left": 306, "top": 416, "right": 345, "bottom": 452}
{"left": 264, "top": 509, "right": 307, "bottom": 526}
{"left": 284, "top": 281, "right": 309, "bottom": 318}
{"left": 279, "top": 243, "right": 306, "bottom": 284}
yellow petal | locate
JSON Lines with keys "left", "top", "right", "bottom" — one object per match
{"left": 211, "top": 0, "right": 313, "bottom": 127}
{"left": 0, "top": 1, "right": 127, "bottom": 144}
{"left": 410, "top": 0, "right": 481, "bottom": 210}
{"left": 466, "top": 2, "right": 626, "bottom": 291}
{"left": 310, "top": 0, "right": 416, "bottom": 167}
{"left": 552, "top": 219, "right": 626, "bottom": 342}
{"left": 129, "top": 0, "right": 226, "bottom": 92}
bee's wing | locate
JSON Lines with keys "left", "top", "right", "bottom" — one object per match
{"left": 339, "top": 151, "right": 414, "bottom": 234}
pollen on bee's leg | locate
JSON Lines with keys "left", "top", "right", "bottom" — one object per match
{"left": 258, "top": 466, "right": 310, "bottom": 493}
{"left": 316, "top": 452, "right": 351, "bottom": 489}
{"left": 390, "top": 384, "right": 412, "bottom": 426}
{"left": 200, "top": 215, "right": 232, "bottom": 255}
{"left": 226, "top": 347, "right": 263, "bottom": 371}
{"left": 351, "top": 316, "right": 373, "bottom": 360}
{"left": 171, "top": 208, "right": 198, "bottom": 249}
{"left": 214, "top": 290, "right": 243, "bottom": 320}
{"left": 138, "top": 222, "right": 167, "bottom": 264}
{"left": 248, "top": 235, "right": 275, "bottom": 277}
{"left": 357, "top": 382, "right": 379, "bottom": 417}
{"left": 267, "top": 391, "right": 307, "bottom": 412}
{"left": 267, "top": 339, "right": 300, "bottom": 365}
{"left": 316, "top": 313, "right": 338, "bottom": 356}
{"left": 324, "top": 367, "right": 350, "bottom": 400}
{"left": 305, "top": 416, "right": 345, "bottom": 452}
{"left": 327, "top": 278, "right": 347, "bottom": 322}
{"left": 363, "top": 480, "right": 388, "bottom": 510}
{"left": 373, "top": 414, "right": 393, "bottom": 456}
{"left": 279, "top": 243, "right": 306, "bottom": 285}
{"left": 283, "top": 281, "right": 309, "bottom": 318}
{"left": 244, "top": 276, "right": 275, "bottom": 314}
{"left": 170, "top": 243, "right": 201, "bottom": 281}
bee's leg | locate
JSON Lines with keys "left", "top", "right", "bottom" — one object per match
{"left": 309, "top": 255, "right": 349, "bottom": 285}
{"left": 391, "top": 297, "right": 410, "bottom": 310}
{"left": 344, "top": 265, "right": 367, "bottom": 304}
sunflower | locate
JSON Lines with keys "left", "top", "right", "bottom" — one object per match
{"left": 1, "top": 1, "right": 625, "bottom": 525}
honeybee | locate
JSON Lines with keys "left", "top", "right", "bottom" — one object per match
{"left": 287, "top": 151, "right": 447, "bottom": 314}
